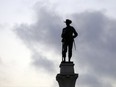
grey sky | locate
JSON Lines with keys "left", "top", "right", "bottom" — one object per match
{"left": 0, "top": 0, "right": 116, "bottom": 87}
{"left": 15, "top": 3, "right": 116, "bottom": 87}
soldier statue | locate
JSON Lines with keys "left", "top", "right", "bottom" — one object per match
{"left": 61, "top": 19, "right": 78, "bottom": 62}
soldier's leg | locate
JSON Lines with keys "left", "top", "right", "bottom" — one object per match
{"left": 68, "top": 41, "right": 73, "bottom": 62}
{"left": 62, "top": 42, "right": 67, "bottom": 62}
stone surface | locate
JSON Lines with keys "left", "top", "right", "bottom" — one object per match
{"left": 56, "top": 62, "right": 78, "bottom": 87}
{"left": 60, "top": 62, "right": 74, "bottom": 74}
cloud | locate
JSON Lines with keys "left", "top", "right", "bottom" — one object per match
{"left": 15, "top": 6, "right": 116, "bottom": 87}
{"left": 32, "top": 51, "right": 55, "bottom": 73}
{"left": 72, "top": 11, "right": 116, "bottom": 87}
{"left": 78, "top": 73, "right": 112, "bottom": 87}
{"left": 72, "top": 11, "right": 116, "bottom": 78}
{"left": 14, "top": 7, "right": 62, "bottom": 74}
{"left": 15, "top": 7, "right": 62, "bottom": 51}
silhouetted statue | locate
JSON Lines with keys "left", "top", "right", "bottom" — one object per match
{"left": 61, "top": 19, "right": 78, "bottom": 62}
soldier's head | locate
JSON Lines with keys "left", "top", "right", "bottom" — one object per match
{"left": 64, "top": 19, "right": 72, "bottom": 26}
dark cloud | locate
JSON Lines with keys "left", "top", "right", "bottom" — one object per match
{"left": 15, "top": 7, "right": 62, "bottom": 74}
{"left": 71, "top": 11, "right": 116, "bottom": 79}
{"left": 32, "top": 51, "right": 55, "bottom": 73}
{"left": 15, "top": 6, "right": 116, "bottom": 87}
{"left": 77, "top": 73, "right": 112, "bottom": 87}
{"left": 72, "top": 12, "right": 116, "bottom": 87}
{"left": 15, "top": 8, "right": 62, "bottom": 51}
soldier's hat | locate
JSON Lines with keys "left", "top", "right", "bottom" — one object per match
{"left": 64, "top": 19, "right": 72, "bottom": 24}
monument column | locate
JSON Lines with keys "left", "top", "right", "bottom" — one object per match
{"left": 56, "top": 62, "right": 78, "bottom": 87}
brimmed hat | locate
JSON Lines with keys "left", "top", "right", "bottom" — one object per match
{"left": 64, "top": 19, "right": 72, "bottom": 24}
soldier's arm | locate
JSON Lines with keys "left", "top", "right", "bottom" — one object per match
{"left": 73, "top": 27, "right": 78, "bottom": 38}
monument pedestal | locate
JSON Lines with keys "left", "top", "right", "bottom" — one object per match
{"left": 56, "top": 62, "right": 78, "bottom": 87}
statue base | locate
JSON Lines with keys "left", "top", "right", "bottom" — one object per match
{"left": 56, "top": 62, "right": 78, "bottom": 87}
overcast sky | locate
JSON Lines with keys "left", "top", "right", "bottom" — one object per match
{"left": 0, "top": 0, "right": 116, "bottom": 87}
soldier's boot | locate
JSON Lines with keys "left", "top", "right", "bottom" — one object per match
{"left": 68, "top": 57, "right": 71, "bottom": 62}
{"left": 68, "top": 53, "right": 72, "bottom": 62}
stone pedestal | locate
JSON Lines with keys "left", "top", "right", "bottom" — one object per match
{"left": 56, "top": 62, "right": 78, "bottom": 87}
